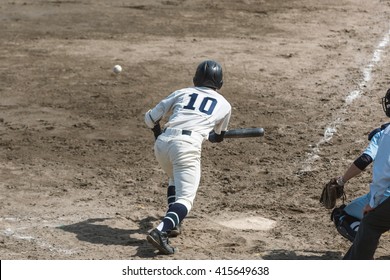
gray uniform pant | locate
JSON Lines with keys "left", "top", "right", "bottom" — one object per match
{"left": 343, "top": 196, "right": 390, "bottom": 259}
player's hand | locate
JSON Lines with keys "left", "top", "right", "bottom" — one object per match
{"left": 363, "top": 204, "right": 374, "bottom": 216}
{"left": 152, "top": 123, "right": 162, "bottom": 140}
{"left": 208, "top": 131, "right": 225, "bottom": 143}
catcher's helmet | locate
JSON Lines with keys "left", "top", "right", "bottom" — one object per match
{"left": 382, "top": 88, "right": 390, "bottom": 117}
{"left": 193, "top": 60, "right": 223, "bottom": 90}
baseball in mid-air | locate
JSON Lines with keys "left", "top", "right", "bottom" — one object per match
{"left": 113, "top": 64, "right": 122, "bottom": 74}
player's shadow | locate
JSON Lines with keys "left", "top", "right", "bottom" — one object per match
{"left": 261, "top": 249, "right": 343, "bottom": 260}
{"left": 262, "top": 249, "right": 390, "bottom": 260}
{"left": 58, "top": 216, "right": 159, "bottom": 257}
{"left": 377, "top": 255, "right": 390, "bottom": 260}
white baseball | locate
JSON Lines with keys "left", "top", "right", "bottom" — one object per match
{"left": 113, "top": 64, "right": 122, "bottom": 74}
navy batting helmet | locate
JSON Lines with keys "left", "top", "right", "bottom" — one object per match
{"left": 193, "top": 60, "right": 223, "bottom": 90}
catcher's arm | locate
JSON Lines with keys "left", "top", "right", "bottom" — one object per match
{"left": 337, "top": 155, "right": 371, "bottom": 186}
{"left": 321, "top": 127, "right": 377, "bottom": 209}
{"left": 331, "top": 153, "right": 373, "bottom": 191}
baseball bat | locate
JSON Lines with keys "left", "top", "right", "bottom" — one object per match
{"left": 224, "top": 127, "right": 264, "bottom": 138}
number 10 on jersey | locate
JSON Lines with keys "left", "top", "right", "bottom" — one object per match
{"left": 183, "top": 93, "right": 217, "bottom": 115}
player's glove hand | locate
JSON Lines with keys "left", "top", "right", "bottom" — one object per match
{"left": 208, "top": 131, "right": 225, "bottom": 143}
{"left": 151, "top": 122, "right": 162, "bottom": 140}
{"left": 319, "top": 177, "right": 346, "bottom": 209}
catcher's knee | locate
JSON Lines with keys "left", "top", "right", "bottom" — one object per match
{"left": 331, "top": 205, "right": 360, "bottom": 242}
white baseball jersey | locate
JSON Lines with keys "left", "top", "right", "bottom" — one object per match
{"left": 144, "top": 86, "right": 231, "bottom": 212}
{"left": 146, "top": 86, "right": 231, "bottom": 139}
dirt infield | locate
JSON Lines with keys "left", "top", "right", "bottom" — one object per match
{"left": 1, "top": 0, "right": 390, "bottom": 260}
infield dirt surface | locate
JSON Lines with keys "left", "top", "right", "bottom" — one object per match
{"left": 1, "top": 0, "right": 390, "bottom": 260}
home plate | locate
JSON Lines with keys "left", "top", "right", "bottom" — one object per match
{"left": 217, "top": 216, "right": 276, "bottom": 231}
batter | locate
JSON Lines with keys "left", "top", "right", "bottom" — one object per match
{"left": 144, "top": 60, "right": 232, "bottom": 254}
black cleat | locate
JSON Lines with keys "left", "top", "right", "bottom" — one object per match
{"left": 336, "top": 222, "right": 356, "bottom": 242}
{"left": 331, "top": 204, "right": 358, "bottom": 242}
{"left": 167, "top": 223, "right": 182, "bottom": 238}
{"left": 147, "top": 229, "right": 176, "bottom": 255}
{"left": 330, "top": 204, "right": 346, "bottom": 224}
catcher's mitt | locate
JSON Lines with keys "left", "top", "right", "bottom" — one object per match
{"left": 320, "top": 178, "right": 346, "bottom": 209}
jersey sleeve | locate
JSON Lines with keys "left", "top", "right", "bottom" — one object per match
{"left": 144, "top": 92, "right": 177, "bottom": 128}
{"left": 213, "top": 107, "right": 231, "bottom": 134}
{"left": 363, "top": 130, "right": 383, "bottom": 160}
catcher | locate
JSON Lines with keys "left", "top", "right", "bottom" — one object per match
{"left": 320, "top": 121, "right": 387, "bottom": 242}
{"left": 320, "top": 88, "right": 390, "bottom": 259}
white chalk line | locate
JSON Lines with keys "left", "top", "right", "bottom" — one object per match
{"left": 0, "top": 217, "right": 77, "bottom": 255}
{"left": 301, "top": 29, "right": 390, "bottom": 172}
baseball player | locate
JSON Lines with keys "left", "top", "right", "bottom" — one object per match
{"left": 329, "top": 88, "right": 390, "bottom": 259}
{"left": 144, "top": 60, "right": 232, "bottom": 255}
{"left": 329, "top": 122, "right": 387, "bottom": 242}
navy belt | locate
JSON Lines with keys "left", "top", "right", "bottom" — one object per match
{"left": 181, "top": 130, "right": 192, "bottom": 136}
{"left": 163, "top": 128, "right": 192, "bottom": 136}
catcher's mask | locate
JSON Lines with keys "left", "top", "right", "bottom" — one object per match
{"left": 193, "top": 60, "right": 223, "bottom": 90}
{"left": 382, "top": 88, "right": 390, "bottom": 117}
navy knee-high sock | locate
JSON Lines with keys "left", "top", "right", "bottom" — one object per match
{"left": 167, "top": 185, "right": 176, "bottom": 208}
{"left": 161, "top": 203, "right": 188, "bottom": 232}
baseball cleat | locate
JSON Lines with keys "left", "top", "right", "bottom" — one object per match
{"left": 167, "top": 223, "right": 182, "bottom": 238}
{"left": 331, "top": 204, "right": 357, "bottom": 242}
{"left": 336, "top": 223, "right": 356, "bottom": 242}
{"left": 147, "top": 229, "right": 176, "bottom": 255}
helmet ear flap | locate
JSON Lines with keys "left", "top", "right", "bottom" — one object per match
{"left": 193, "top": 64, "right": 205, "bottom": 87}
{"left": 217, "top": 79, "right": 223, "bottom": 90}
